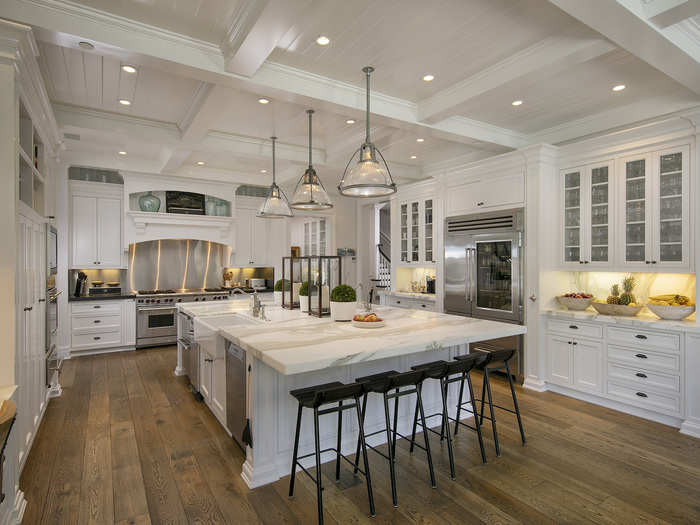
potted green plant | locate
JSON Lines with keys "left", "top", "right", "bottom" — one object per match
{"left": 298, "top": 281, "right": 314, "bottom": 312}
{"left": 330, "top": 284, "right": 357, "bottom": 321}
{"left": 274, "top": 279, "right": 290, "bottom": 305}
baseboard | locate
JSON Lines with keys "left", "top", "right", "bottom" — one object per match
{"left": 680, "top": 418, "right": 700, "bottom": 439}
{"left": 546, "top": 383, "right": 683, "bottom": 429}
{"left": 69, "top": 345, "right": 135, "bottom": 358}
{"left": 523, "top": 377, "right": 548, "bottom": 392}
{"left": 0, "top": 488, "right": 26, "bottom": 525}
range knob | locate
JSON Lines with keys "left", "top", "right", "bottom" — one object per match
{"left": 195, "top": 298, "right": 199, "bottom": 301}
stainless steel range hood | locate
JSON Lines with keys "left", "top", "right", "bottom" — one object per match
{"left": 128, "top": 239, "right": 232, "bottom": 292}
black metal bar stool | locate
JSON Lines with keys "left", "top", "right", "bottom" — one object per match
{"left": 409, "top": 353, "right": 487, "bottom": 479}
{"left": 352, "top": 369, "right": 436, "bottom": 508}
{"left": 289, "top": 381, "right": 375, "bottom": 524}
{"left": 462, "top": 347, "right": 525, "bottom": 456}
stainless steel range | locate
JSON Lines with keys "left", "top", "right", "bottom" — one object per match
{"left": 136, "top": 288, "right": 231, "bottom": 348}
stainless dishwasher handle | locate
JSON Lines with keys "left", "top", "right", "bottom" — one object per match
{"left": 177, "top": 338, "right": 191, "bottom": 350}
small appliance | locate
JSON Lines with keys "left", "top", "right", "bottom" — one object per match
{"left": 426, "top": 276, "right": 436, "bottom": 294}
{"left": 165, "top": 191, "right": 205, "bottom": 215}
{"left": 74, "top": 271, "right": 88, "bottom": 297}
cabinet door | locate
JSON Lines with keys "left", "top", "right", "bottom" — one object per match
{"left": 572, "top": 339, "right": 603, "bottom": 393}
{"left": 410, "top": 201, "right": 420, "bottom": 262}
{"left": 587, "top": 163, "right": 612, "bottom": 266}
{"left": 252, "top": 215, "right": 268, "bottom": 265}
{"left": 71, "top": 195, "right": 97, "bottom": 267}
{"left": 652, "top": 146, "right": 689, "bottom": 268}
{"left": 235, "top": 208, "right": 253, "bottom": 266}
{"left": 400, "top": 203, "right": 408, "bottom": 262}
{"left": 424, "top": 199, "right": 434, "bottom": 263}
{"left": 211, "top": 354, "right": 227, "bottom": 425}
{"left": 200, "top": 351, "right": 212, "bottom": 402}
{"left": 562, "top": 169, "right": 584, "bottom": 265}
{"left": 619, "top": 154, "right": 652, "bottom": 267}
{"left": 97, "top": 197, "right": 122, "bottom": 267}
{"left": 547, "top": 335, "right": 572, "bottom": 386}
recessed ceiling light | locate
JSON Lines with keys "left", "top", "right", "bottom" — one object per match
{"left": 119, "top": 99, "right": 131, "bottom": 106}
{"left": 316, "top": 36, "right": 330, "bottom": 46}
{"left": 346, "top": 119, "right": 356, "bottom": 124}
{"left": 78, "top": 41, "right": 94, "bottom": 50}
{"left": 410, "top": 155, "right": 417, "bottom": 159}
{"left": 121, "top": 65, "right": 137, "bottom": 74}
{"left": 422, "top": 74, "right": 435, "bottom": 82}
{"left": 258, "top": 98, "right": 270, "bottom": 104}
{"left": 512, "top": 100, "right": 523, "bottom": 106}
{"left": 197, "top": 161, "right": 205, "bottom": 166}
{"left": 612, "top": 84, "right": 626, "bottom": 92}
{"left": 260, "top": 169, "right": 267, "bottom": 173}
{"left": 416, "top": 138, "right": 424, "bottom": 143}
{"left": 118, "top": 151, "right": 127, "bottom": 156}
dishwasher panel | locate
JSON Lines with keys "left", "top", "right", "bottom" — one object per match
{"left": 226, "top": 342, "right": 248, "bottom": 450}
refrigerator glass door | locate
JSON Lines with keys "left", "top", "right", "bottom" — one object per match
{"left": 444, "top": 234, "right": 470, "bottom": 314}
{"left": 471, "top": 232, "right": 521, "bottom": 322}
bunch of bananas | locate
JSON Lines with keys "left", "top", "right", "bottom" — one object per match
{"left": 648, "top": 294, "right": 695, "bottom": 306}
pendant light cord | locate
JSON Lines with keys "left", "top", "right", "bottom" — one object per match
{"left": 364, "top": 67, "right": 373, "bottom": 143}
{"left": 307, "top": 109, "right": 313, "bottom": 168}
{"left": 271, "top": 136, "right": 277, "bottom": 184}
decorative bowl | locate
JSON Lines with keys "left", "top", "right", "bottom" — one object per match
{"left": 591, "top": 302, "right": 643, "bottom": 316}
{"left": 646, "top": 304, "right": 695, "bottom": 320}
{"left": 557, "top": 296, "right": 592, "bottom": 311}
{"left": 352, "top": 320, "right": 385, "bottom": 329}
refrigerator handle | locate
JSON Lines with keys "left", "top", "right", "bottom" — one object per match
{"left": 469, "top": 248, "right": 476, "bottom": 303}
{"left": 464, "top": 248, "right": 470, "bottom": 302}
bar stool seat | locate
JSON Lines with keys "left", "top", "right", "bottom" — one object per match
{"left": 353, "top": 368, "right": 436, "bottom": 508}
{"left": 288, "top": 381, "right": 374, "bottom": 524}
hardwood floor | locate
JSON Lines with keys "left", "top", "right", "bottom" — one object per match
{"left": 20, "top": 346, "right": 700, "bottom": 524}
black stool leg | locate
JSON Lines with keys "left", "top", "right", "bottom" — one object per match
{"left": 409, "top": 393, "right": 419, "bottom": 454}
{"left": 336, "top": 400, "right": 343, "bottom": 481}
{"left": 440, "top": 380, "right": 446, "bottom": 441}
{"left": 354, "top": 395, "right": 376, "bottom": 517}
{"left": 392, "top": 388, "right": 399, "bottom": 456}
{"left": 440, "top": 378, "right": 456, "bottom": 480}
{"left": 353, "top": 393, "right": 368, "bottom": 475}
{"left": 483, "top": 368, "right": 500, "bottom": 456}
{"left": 313, "top": 407, "right": 324, "bottom": 525}
{"left": 479, "top": 373, "right": 487, "bottom": 425}
{"left": 505, "top": 360, "right": 526, "bottom": 445}
{"left": 454, "top": 371, "right": 466, "bottom": 436}
{"left": 467, "top": 371, "right": 487, "bottom": 464}
{"left": 289, "top": 403, "right": 303, "bottom": 498}
{"left": 383, "top": 393, "right": 398, "bottom": 507}
{"left": 416, "top": 385, "right": 437, "bottom": 488}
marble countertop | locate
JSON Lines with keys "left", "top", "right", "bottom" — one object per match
{"left": 542, "top": 308, "right": 700, "bottom": 333}
{"left": 0, "top": 385, "right": 17, "bottom": 404}
{"left": 177, "top": 297, "right": 274, "bottom": 317}
{"left": 216, "top": 306, "right": 525, "bottom": 375}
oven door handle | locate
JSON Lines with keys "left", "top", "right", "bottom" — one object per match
{"left": 138, "top": 307, "right": 177, "bottom": 313}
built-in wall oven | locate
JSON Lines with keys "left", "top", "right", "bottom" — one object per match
{"left": 137, "top": 304, "right": 177, "bottom": 348}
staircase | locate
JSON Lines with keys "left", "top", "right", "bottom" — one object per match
{"left": 376, "top": 245, "right": 391, "bottom": 289}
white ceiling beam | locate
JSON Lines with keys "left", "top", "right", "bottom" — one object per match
{"left": 640, "top": 0, "right": 700, "bottom": 28}
{"left": 221, "top": 0, "right": 313, "bottom": 77}
{"left": 417, "top": 37, "right": 616, "bottom": 124}
{"left": 549, "top": 0, "right": 700, "bottom": 95}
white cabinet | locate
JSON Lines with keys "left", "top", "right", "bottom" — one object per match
{"left": 561, "top": 161, "right": 613, "bottom": 266}
{"left": 387, "top": 294, "right": 437, "bottom": 311}
{"left": 445, "top": 174, "right": 524, "bottom": 217}
{"left": 302, "top": 217, "right": 329, "bottom": 256}
{"left": 70, "top": 299, "right": 135, "bottom": 352}
{"left": 235, "top": 205, "right": 288, "bottom": 270}
{"left": 396, "top": 197, "right": 435, "bottom": 264}
{"left": 70, "top": 182, "right": 124, "bottom": 268}
{"left": 620, "top": 145, "right": 690, "bottom": 269}
{"left": 200, "top": 343, "right": 226, "bottom": 427}
{"left": 546, "top": 333, "right": 602, "bottom": 393}
{"left": 547, "top": 335, "right": 573, "bottom": 386}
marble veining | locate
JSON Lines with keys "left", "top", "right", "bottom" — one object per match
{"left": 542, "top": 308, "right": 700, "bottom": 333}
{"left": 217, "top": 306, "right": 525, "bottom": 375}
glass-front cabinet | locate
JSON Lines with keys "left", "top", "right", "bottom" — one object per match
{"left": 397, "top": 197, "right": 435, "bottom": 264}
{"left": 617, "top": 145, "right": 689, "bottom": 269}
{"left": 561, "top": 161, "right": 612, "bottom": 267}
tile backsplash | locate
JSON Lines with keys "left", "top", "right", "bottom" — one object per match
{"left": 396, "top": 267, "right": 436, "bottom": 293}
{"left": 561, "top": 272, "right": 695, "bottom": 303}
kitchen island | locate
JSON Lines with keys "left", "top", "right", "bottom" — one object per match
{"left": 177, "top": 303, "right": 526, "bottom": 488}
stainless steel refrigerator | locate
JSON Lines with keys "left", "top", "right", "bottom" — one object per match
{"left": 444, "top": 208, "right": 524, "bottom": 381}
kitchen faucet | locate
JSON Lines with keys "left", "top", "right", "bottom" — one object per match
{"left": 231, "top": 288, "right": 262, "bottom": 317}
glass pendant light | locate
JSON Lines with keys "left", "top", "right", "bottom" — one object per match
{"left": 338, "top": 66, "right": 397, "bottom": 198}
{"left": 257, "top": 136, "right": 293, "bottom": 218}
{"left": 290, "top": 109, "right": 333, "bottom": 210}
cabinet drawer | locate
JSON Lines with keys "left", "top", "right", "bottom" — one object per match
{"left": 607, "top": 345, "right": 680, "bottom": 373}
{"left": 607, "top": 381, "right": 681, "bottom": 415}
{"left": 388, "top": 296, "right": 411, "bottom": 308}
{"left": 72, "top": 314, "right": 121, "bottom": 331}
{"left": 607, "top": 326, "right": 679, "bottom": 353}
{"left": 72, "top": 301, "right": 121, "bottom": 314}
{"left": 607, "top": 363, "right": 680, "bottom": 394}
{"left": 414, "top": 301, "right": 437, "bottom": 311}
{"left": 547, "top": 320, "right": 602, "bottom": 340}
{"left": 72, "top": 330, "right": 121, "bottom": 349}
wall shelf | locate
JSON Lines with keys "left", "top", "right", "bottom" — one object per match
{"left": 126, "top": 211, "right": 234, "bottom": 240}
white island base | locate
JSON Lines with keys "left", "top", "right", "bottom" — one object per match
{"left": 211, "top": 307, "right": 526, "bottom": 489}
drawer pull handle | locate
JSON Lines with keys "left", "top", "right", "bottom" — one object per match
{"left": 94, "top": 305, "right": 101, "bottom": 309}
{"left": 94, "top": 320, "right": 101, "bottom": 324}
{"left": 636, "top": 372, "right": 647, "bottom": 378}
{"left": 421, "top": 304, "right": 426, "bottom": 308}
{"left": 635, "top": 334, "right": 647, "bottom": 340}
{"left": 94, "top": 336, "right": 101, "bottom": 340}
{"left": 635, "top": 353, "right": 648, "bottom": 359}
{"left": 636, "top": 392, "right": 648, "bottom": 398}
{"left": 572, "top": 341, "right": 578, "bottom": 346}
{"left": 397, "top": 300, "right": 401, "bottom": 304}
{"left": 569, "top": 325, "right": 578, "bottom": 329}
{"left": 204, "top": 358, "right": 213, "bottom": 363}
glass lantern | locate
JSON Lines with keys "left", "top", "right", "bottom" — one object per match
{"left": 281, "top": 256, "right": 310, "bottom": 310}
{"left": 307, "top": 255, "right": 341, "bottom": 317}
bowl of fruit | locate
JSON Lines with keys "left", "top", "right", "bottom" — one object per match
{"left": 591, "top": 278, "right": 642, "bottom": 316}
{"left": 557, "top": 293, "right": 593, "bottom": 310}
{"left": 352, "top": 313, "right": 385, "bottom": 328}
{"left": 647, "top": 295, "right": 695, "bottom": 320}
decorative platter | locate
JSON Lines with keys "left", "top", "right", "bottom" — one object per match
{"left": 351, "top": 320, "right": 386, "bottom": 329}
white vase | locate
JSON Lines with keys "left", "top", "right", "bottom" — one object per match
{"left": 300, "top": 295, "right": 309, "bottom": 312}
{"left": 330, "top": 301, "right": 356, "bottom": 321}
{"left": 274, "top": 291, "right": 282, "bottom": 305}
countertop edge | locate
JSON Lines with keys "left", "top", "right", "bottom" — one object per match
{"left": 541, "top": 309, "right": 700, "bottom": 333}
{"left": 69, "top": 294, "right": 137, "bottom": 302}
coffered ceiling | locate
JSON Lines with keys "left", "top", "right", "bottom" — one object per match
{"left": 3, "top": 0, "right": 700, "bottom": 186}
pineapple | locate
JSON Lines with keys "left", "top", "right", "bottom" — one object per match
{"left": 619, "top": 276, "right": 636, "bottom": 306}
{"left": 607, "top": 284, "right": 621, "bottom": 305}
